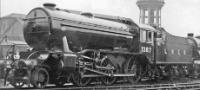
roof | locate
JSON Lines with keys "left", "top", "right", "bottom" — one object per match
{"left": 196, "top": 36, "right": 200, "bottom": 39}
{"left": 0, "top": 13, "right": 26, "bottom": 45}
{"left": 0, "top": 14, "right": 28, "bottom": 59}
{"left": 137, "top": 23, "right": 157, "bottom": 32}
{"left": 194, "top": 38, "right": 200, "bottom": 48}
{"left": 0, "top": 40, "right": 27, "bottom": 46}
{"left": 3, "top": 13, "right": 25, "bottom": 19}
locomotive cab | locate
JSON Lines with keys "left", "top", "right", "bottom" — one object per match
{"left": 138, "top": 24, "right": 157, "bottom": 62}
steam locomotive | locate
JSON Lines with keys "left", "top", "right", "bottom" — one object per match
{"left": 5, "top": 3, "right": 200, "bottom": 88}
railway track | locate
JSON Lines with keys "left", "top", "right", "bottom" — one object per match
{"left": 50, "top": 82, "right": 200, "bottom": 90}
{"left": 1, "top": 79, "right": 200, "bottom": 90}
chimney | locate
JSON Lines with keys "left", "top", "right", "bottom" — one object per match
{"left": 43, "top": 3, "right": 56, "bottom": 10}
{"left": 187, "top": 33, "right": 194, "bottom": 37}
{"left": 81, "top": 12, "right": 94, "bottom": 18}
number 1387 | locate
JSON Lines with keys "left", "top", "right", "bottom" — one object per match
{"left": 141, "top": 47, "right": 151, "bottom": 53}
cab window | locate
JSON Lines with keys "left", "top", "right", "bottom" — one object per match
{"left": 147, "top": 31, "right": 153, "bottom": 42}
{"left": 140, "top": 30, "right": 146, "bottom": 42}
{"left": 140, "top": 29, "right": 154, "bottom": 43}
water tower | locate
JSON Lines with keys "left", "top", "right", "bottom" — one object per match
{"left": 137, "top": 0, "right": 164, "bottom": 27}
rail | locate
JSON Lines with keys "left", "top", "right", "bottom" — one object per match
{"left": 1, "top": 80, "right": 200, "bottom": 90}
{"left": 63, "top": 82, "right": 200, "bottom": 90}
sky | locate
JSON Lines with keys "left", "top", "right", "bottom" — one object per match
{"left": 1, "top": 0, "right": 200, "bottom": 37}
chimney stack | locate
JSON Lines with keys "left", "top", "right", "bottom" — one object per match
{"left": 43, "top": 3, "right": 56, "bottom": 10}
{"left": 187, "top": 33, "right": 194, "bottom": 37}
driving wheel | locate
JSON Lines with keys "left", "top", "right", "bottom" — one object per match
{"left": 101, "top": 75, "right": 117, "bottom": 86}
{"left": 100, "top": 67, "right": 119, "bottom": 86}
{"left": 100, "top": 57, "right": 118, "bottom": 86}
{"left": 125, "top": 58, "right": 141, "bottom": 84}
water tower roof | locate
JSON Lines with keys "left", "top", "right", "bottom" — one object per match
{"left": 137, "top": 0, "right": 165, "bottom": 9}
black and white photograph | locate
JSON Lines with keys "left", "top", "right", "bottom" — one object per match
{"left": 0, "top": 0, "right": 200, "bottom": 89}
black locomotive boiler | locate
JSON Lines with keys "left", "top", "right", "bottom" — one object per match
{"left": 20, "top": 3, "right": 200, "bottom": 88}
{"left": 23, "top": 3, "right": 143, "bottom": 88}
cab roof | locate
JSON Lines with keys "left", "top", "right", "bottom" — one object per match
{"left": 194, "top": 38, "right": 200, "bottom": 48}
{"left": 137, "top": 23, "right": 157, "bottom": 32}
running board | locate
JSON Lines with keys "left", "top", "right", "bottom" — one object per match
{"left": 82, "top": 74, "right": 136, "bottom": 78}
{"left": 83, "top": 67, "right": 135, "bottom": 78}
{"left": 114, "top": 74, "right": 136, "bottom": 77}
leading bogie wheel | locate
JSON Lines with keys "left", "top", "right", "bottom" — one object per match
{"left": 30, "top": 67, "right": 49, "bottom": 88}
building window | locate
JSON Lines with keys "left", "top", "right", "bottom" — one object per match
{"left": 171, "top": 49, "right": 174, "bottom": 55}
{"left": 178, "top": 49, "right": 180, "bottom": 55}
{"left": 183, "top": 50, "right": 186, "bottom": 55}
{"left": 154, "top": 18, "right": 157, "bottom": 24}
{"left": 154, "top": 10, "right": 157, "bottom": 17}
{"left": 145, "top": 10, "right": 148, "bottom": 17}
{"left": 164, "top": 49, "right": 167, "bottom": 54}
{"left": 145, "top": 18, "right": 148, "bottom": 24}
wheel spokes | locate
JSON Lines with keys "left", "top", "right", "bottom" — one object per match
{"left": 101, "top": 68, "right": 118, "bottom": 85}
{"left": 125, "top": 59, "right": 140, "bottom": 84}
{"left": 101, "top": 76, "right": 116, "bottom": 85}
